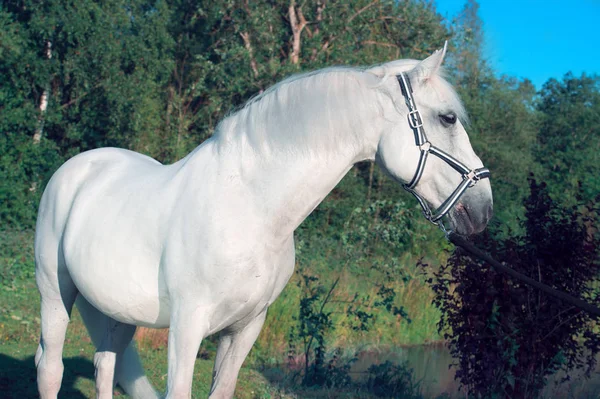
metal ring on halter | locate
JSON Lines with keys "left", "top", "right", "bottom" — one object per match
{"left": 396, "top": 72, "right": 490, "bottom": 231}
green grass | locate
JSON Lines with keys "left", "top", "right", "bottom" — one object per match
{"left": 0, "top": 228, "right": 443, "bottom": 398}
{"left": 0, "top": 308, "right": 292, "bottom": 399}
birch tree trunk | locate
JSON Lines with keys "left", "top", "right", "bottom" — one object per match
{"left": 288, "top": 1, "right": 306, "bottom": 65}
{"left": 30, "top": 40, "right": 53, "bottom": 193}
{"left": 33, "top": 40, "right": 52, "bottom": 144}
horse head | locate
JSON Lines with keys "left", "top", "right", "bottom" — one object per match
{"left": 374, "top": 45, "right": 493, "bottom": 236}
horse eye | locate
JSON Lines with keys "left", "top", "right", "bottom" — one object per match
{"left": 440, "top": 112, "right": 457, "bottom": 125}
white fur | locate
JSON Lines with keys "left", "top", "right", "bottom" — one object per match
{"left": 34, "top": 47, "right": 492, "bottom": 399}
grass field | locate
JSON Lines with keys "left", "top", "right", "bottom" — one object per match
{"left": 0, "top": 229, "right": 443, "bottom": 398}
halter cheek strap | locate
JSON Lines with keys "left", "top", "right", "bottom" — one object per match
{"left": 397, "top": 72, "right": 490, "bottom": 230}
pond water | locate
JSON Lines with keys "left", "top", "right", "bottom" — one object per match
{"left": 351, "top": 344, "right": 600, "bottom": 398}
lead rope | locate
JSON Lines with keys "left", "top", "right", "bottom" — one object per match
{"left": 446, "top": 231, "right": 600, "bottom": 319}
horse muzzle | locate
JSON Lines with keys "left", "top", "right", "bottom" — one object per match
{"left": 447, "top": 195, "right": 493, "bottom": 236}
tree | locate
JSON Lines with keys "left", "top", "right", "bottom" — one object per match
{"left": 160, "top": 0, "right": 451, "bottom": 159}
{"left": 535, "top": 72, "right": 600, "bottom": 203}
{"left": 0, "top": 0, "right": 174, "bottom": 227}
{"left": 0, "top": 3, "right": 62, "bottom": 226}
{"left": 468, "top": 77, "right": 539, "bottom": 234}
{"left": 447, "top": 0, "right": 490, "bottom": 93}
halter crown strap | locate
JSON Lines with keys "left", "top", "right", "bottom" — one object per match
{"left": 396, "top": 72, "right": 490, "bottom": 229}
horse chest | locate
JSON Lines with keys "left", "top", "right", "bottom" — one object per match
{"left": 197, "top": 237, "right": 296, "bottom": 334}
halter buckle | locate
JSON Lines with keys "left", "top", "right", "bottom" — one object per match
{"left": 408, "top": 110, "right": 423, "bottom": 129}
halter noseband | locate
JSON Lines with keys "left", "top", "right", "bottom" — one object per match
{"left": 397, "top": 72, "right": 490, "bottom": 231}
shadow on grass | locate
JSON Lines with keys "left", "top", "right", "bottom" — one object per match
{"left": 0, "top": 353, "right": 94, "bottom": 399}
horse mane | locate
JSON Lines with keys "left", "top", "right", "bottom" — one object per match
{"left": 212, "top": 59, "right": 467, "bottom": 155}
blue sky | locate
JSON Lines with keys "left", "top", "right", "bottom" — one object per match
{"left": 435, "top": 0, "right": 600, "bottom": 88}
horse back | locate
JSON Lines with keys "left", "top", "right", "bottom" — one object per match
{"left": 37, "top": 147, "right": 162, "bottom": 236}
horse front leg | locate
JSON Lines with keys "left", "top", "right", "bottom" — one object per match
{"left": 165, "top": 304, "right": 209, "bottom": 399}
{"left": 208, "top": 311, "right": 267, "bottom": 399}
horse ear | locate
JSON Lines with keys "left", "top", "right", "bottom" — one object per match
{"left": 409, "top": 41, "right": 448, "bottom": 82}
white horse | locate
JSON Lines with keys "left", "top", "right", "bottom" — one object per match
{"left": 34, "top": 45, "right": 492, "bottom": 398}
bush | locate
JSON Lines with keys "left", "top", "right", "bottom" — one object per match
{"left": 366, "top": 360, "right": 423, "bottom": 398}
{"left": 287, "top": 268, "right": 412, "bottom": 389}
{"left": 425, "top": 177, "right": 600, "bottom": 398}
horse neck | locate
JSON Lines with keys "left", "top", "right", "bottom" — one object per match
{"left": 194, "top": 72, "right": 388, "bottom": 240}
{"left": 222, "top": 125, "right": 379, "bottom": 241}
{"left": 261, "top": 151, "right": 358, "bottom": 237}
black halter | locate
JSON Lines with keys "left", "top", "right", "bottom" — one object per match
{"left": 397, "top": 72, "right": 490, "bottom": 230}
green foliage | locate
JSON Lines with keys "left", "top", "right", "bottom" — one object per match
{"left": 0, "top": 229, "right": 39, "bottom": 344}
{"left": 535, "top": 73, "right": 600, "bottom": 203}
{"left": 287, "top": 270, "right": 428, "bottom": 396}
{"left": 38, "top": 0, "right": 174, "bottom": 154}
{"left": 0, "top": 229, "right": 35, "bottom": 290}
{"left": 289, "top": 273, "right": 365, "bottom": 388}
{"left": 447, "top": 0, "right": 490, "bottom": 91}
{"left": 341, "top": 199, "right": 419, "bottom": 256}
{"left": 460, "top": 76, "right": 540, "bottom": 235}
{"left": 290, "top": 189, "right": 422, "bottom": 388}
{"left": 1, "top": 0, "right": 174, "bottom": 227}
{"left": 0, "top": 136, "right": 62, "bottom": 228}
